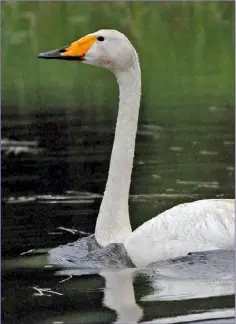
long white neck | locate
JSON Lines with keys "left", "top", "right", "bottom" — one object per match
{"left": 95, "top": 53, "right": 141, "bottom": 247}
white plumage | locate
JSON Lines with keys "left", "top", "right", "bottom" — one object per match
{"left": 124, "top": 199, "right": 234, "bottom": 266}
{"left": 39, "top": 29, "right": 235, "bottom": 267}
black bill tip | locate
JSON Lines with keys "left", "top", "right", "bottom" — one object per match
{"left": 38, "top": 47, "right": 83, "bottom": 61}
{"left": 38, "top": 49, "right": 62, "bottom": 59}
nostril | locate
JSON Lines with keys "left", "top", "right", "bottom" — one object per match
{"left": 59, "top": 46, "right": 68, "bottom": 53}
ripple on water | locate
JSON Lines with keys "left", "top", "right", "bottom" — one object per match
{"left": 223, "top": 141, "right": 234, "bottom": 146}
{"left": 4, "top": 191, "right": 102, "bottom": 204}
{"left": 1, "top": 138, "right": 44, "bottom": 156}
{"left": 152, "top": 174, "right": 162, "bottom": 179}
{"left": 143, "top": 309, "right": 234, "bottom": 324}
{"left": 200, "top": 150, "right": 219, "bottom": 156}
{"left": 176, "top": 179, "right": 219, "bottom": 189}
{"left": 130, "top": 193, "right": 198, "bottom": 203}
{"left": 169, "top": 146, "right": 183, "bottom": 152}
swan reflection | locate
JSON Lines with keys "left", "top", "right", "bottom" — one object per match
{"left": 100, "top": 269, "right": 143, "bottom": 323}
{"left": 54, "top": 250, "right": 234, "bottom": 323}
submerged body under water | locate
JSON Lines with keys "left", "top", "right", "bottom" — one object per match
{"left": 48, "top": 233, "right": 235, "bottom": 278}
{"left": 2, "top": 107, "right": 235, "bottom": 323}
{"left": 48, "top": 234, "right": 135, "bottom": 270}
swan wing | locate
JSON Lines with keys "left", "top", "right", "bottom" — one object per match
{"left": 124, "top": 199, "right": 235, "bottom": 266}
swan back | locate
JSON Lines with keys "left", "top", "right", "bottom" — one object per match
{"left": 124, "top": 199, "right": 235, "bottom": 267}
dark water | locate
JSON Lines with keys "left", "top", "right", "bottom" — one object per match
{"left": 2, "top": 105, "right": 235, "bottom": 323}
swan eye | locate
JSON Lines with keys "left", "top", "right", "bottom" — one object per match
{"left": 97, "top": 36, "right": 105, "bottom": 42}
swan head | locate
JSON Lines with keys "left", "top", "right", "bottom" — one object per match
{"left": 38, "top": 29, "right": 138, "bottom": 73}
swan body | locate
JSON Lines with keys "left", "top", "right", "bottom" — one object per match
{"left": 124, "top": 199, "right": 234, "bottom": 266}
{"left": 39, "top": 29, "right": 235, "bottom": 267}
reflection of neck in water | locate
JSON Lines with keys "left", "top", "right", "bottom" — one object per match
{"left": 54, "top": 267, "right": 143, "bottom": 323}
{"left": 100, "top": 269, "right": 143, "bottom": 324}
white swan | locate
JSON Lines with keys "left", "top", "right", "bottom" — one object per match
{"left": 39, "top": 29, "right": 235, "bottom": 267}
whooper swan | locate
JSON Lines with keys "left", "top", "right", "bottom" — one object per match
{"left": 38, "top": 29, "right": 234, "bottom": 267}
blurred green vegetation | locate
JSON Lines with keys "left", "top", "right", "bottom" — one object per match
{"left": 1, "top": 1, "right": 234, "bottom": 116}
